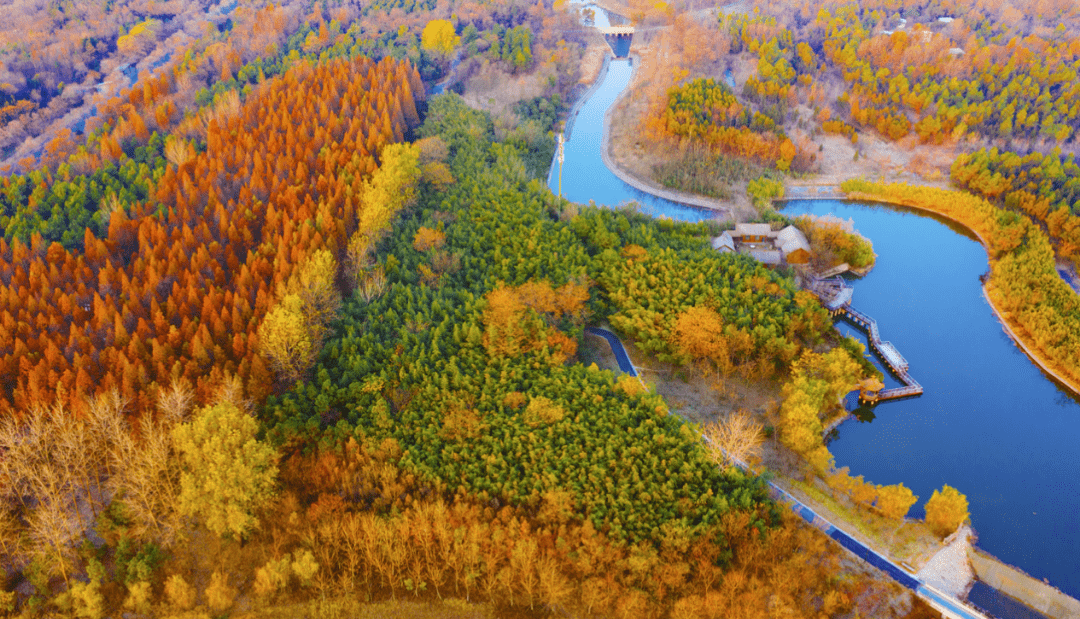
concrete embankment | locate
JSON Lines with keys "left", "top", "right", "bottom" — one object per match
{"left": 916, "top": 526, "right": 976, "bottom": 600}
{"left": 599, "top": 56, "right": 732, "bottom": 216}
{"left": 968, "top": 549, "right": 1080, "bottom": 619}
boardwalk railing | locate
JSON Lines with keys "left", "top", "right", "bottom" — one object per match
{"left": 804, "top": 275, "right": 924, "bottom": 403}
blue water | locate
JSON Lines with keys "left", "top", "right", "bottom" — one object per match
{"left": 553, "top": 37, "right": 1080, "bottom": 596}
{"left": 578, "top": 3, "right": 612, "bottom": 28}
{"left": 782, "top": 200, "right": 1080, "bottom": 599}
{"left": 548, "top": 59, "right": 717, "bottom": 223}
{"left": 969, "top": 580, "right": 1051, "bottom": 619}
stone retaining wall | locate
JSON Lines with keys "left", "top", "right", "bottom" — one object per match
{"left": 968, "top": 548, "right": 1080, "bottom": 619}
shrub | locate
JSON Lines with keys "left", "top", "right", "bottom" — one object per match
{"left": 164, "top": 574, "right": 197, "bottom": 610}
{"left": 924, "top": 485, "right": 970, "bottom": 538}
{"left": 205, "top": 572, "right": 236, "bottom": 613}
{"left": 747, "top": 176, "right": 785, "bottom": 211}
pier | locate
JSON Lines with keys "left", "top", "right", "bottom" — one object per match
{"left": 806, "top": 275, "right": 923, "bottom": 403}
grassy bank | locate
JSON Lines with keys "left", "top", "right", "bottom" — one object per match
{"left": 842, "top": 179, "right": 1080, "bottom": 399}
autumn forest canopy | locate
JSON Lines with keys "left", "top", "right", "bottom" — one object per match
{"left": 0, "top": 0, "right": 1072, "bottom": 616}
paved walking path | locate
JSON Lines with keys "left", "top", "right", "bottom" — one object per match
{"left": 588, "top": 325, "right": 991, "bottom": 619}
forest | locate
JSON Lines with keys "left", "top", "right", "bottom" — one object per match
{"left": 0, "top": 12, "right": 941, "bottom": 618}
{"left": 0, "top": 53, "right": 424, "bottom": 417}
{"left": 719, "top": 0, "right": 1080, "bottom": 146}
{"left": 951, "top": 147, "right": 1080, "bottom": 268}
{"left": 0, "top": 72, "right": 931, "bottom": 617}
{"left": 0, "top": 0, "right": 1007, "bottom": 616}
{"left": 630, "top": 0, "right": 1080, "bottom": 246}
{"left": 624, "top": 0, "right": 1080, "bottom": 396}
{"left": 655, "top": 78, "right": 797, "bottom": 171}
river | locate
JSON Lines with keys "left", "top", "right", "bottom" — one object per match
{"left": 785, "top": 200, "right": 1080, "bottom": 600}
{"left": 551, "top": 5, "right": 1080, "bottom": 600}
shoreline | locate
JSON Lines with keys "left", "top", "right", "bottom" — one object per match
{"left": 598, "top": 55, "right": 733, "bottom": 216}
{"left": 567, "top": 46, "right": 1080, "bottom": 607}
{"left": 563, "top": 53, "right": 611, "bottom": 142}
{"left": 842, "top": 190, "right": 1080, "bottom": 401}
{"left": 556, "top": 7, "right": 1080, "bottom": 608}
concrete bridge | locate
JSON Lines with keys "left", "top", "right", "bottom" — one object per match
{"left": 598, "top": 24, "right": 635, "bottom": 57}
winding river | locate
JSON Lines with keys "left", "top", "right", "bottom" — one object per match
{"left": 552, "top": 7, "right": 1080, "bottom": 600}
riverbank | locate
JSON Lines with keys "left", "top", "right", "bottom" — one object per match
{"left": 563, "top": 53, "right": 611, "bottom": 141}
{"left": 553, "top": 2, "right": 1080, "bottom": 602}
{"left": 599, "top": 55, "right": 734, "bottom": 216}
{"left": 842, "top": 185, "right": 1080, "bottom": 401}
{"left": 968, "top": 548, "right": 1080, "bottom": 619}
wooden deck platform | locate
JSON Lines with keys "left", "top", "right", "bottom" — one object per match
{"left": 804, "top": 274, "right": 924, "bottom": 403}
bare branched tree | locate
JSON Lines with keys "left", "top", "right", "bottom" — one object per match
{"left": 157, "top": 379, "right": 195, "bottom": 424}
{"left": 702, "top": 410, "right": 765, "bottom": 468}
{"left": 214, "top": 374, "right": 253, "bottom": 415}
{"left": 0, "top": 385, "right": 190, "bottom": 577}
{"left": 0, "top": 395, "right": 118, "bottom": 580}
{"left": 357, "top": 265, "right": 388, "bottom": 302}
{"left": 164, "top": 136, "right": 196, "bottom": 168}
{"left": 26, "top": 469, "right": 82, "bottom": 584}
{"left": 107, "top": 382, "right": 191, "bottom": 546}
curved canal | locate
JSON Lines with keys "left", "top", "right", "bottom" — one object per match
{"left": 549, "top": 56, "right": 717, "bottom": 222}
{"left": 785, "top": 200, "right": 1080, "bottom": 600}
{"left": 552, "top": 10, "right": 1080, "bottom": 598}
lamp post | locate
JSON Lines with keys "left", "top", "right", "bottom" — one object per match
{"left": 557, "top": 133, "right": 565, "bottom": 200}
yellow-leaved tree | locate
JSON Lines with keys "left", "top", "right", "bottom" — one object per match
{"left": 421, "top": 19, "right": 461, "bottom": 57}
{"left": 875, "top": 483, "right": 919, "bottom": 520}
{"left": 116, "top": 19, "right": 161, "bottom": 59}
{"left": 924, "top": 485, "right": 970, "bottom": 538}
{"left": 258, "top": 294, "right": 315, "bottom": 383}
{"left": 260, "top": 248, "right": 341, "bottom": 384}
{"left": 173, "top": 401, "right": 278, "bottom": 539}
{"left": 778, "top": 348, "right": 863, "bottom": 467}
{"left": 347, "top": 142, "right": 421, "bottom": 293}
{"left": 671, "top": 305, "right": 731, "bottom": 373}
{"left": 277, "top": 248, "right": 341, "bottom": 343}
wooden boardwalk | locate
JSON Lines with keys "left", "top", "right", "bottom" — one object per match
{"left": 805, "top": 275, "right": 923, "bottom": 403}
{"left": 834, "top": 304, "right": 923, "bottom": 402}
